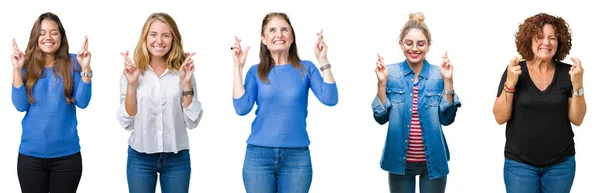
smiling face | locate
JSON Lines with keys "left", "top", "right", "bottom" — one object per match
{"left": 145, "top": 20, "right": 173, "bottom": 58}
{"left": 400, "top": 28, "right": 430, "bottom": 65}
{"left": 261, "top": 16, "right": 294, "bottom": 53}
{"left": 37, "top": 19, "right": 61, "bottom": 55}
{"left": 531, "top": 24, "right": 558, "bottom": 61}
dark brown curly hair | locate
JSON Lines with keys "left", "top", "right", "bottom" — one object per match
{"left": 515, "top": 13, "right": 571, "bottom": 61}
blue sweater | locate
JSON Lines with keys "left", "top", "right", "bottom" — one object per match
{"left": 11, "top": 54, "right": 92, "bottom": 158}
{"left": 233, "top": 60, "right": 338, "bottom": 148}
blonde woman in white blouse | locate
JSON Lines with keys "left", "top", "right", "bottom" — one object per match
{"left": 116, "top": 12, "right": 203, "bottom": 193}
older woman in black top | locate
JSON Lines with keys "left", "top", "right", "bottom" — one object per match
{"left": 493, "top": 13, "right": 586, "bottom": 193}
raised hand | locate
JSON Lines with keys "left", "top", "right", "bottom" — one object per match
{"left": 440, "top": 51, "right": 453, "bottom": 81}
{"left": 11, "top": 38, "right": 25, "bottom": 70}
{"left": 231, "top": 36, "right": 250, "bottom": 68}
{"left": 121, "top": 51, "right": 139, "bottom": 86}
{"left": 77, "top": 36, "right": 92, "bottom": 71}
{"left": 569, "top": 57, "right": 584, "bottom": 89}
{"left": 314, "top": 29, "right": 329, "bottom": 65}
{"left": 375, "top": 53, "right": 388, "bottom": 83}
{"left": 505, "top": 56, "right": 522, "bottom": 88}
{"left": 179, "top": 52, "right": 196, "bottom": 88}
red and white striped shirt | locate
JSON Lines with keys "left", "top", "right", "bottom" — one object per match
{"left": 407, "top": 84, "right": 426, "bottom": 162}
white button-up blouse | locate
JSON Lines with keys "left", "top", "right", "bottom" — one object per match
{"left": 117, "top": 66, "right": 203, "bottom": 154}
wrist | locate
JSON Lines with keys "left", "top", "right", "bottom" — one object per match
{"left": 127, "top": 83, "right": 138, "bottom": 89}
{"left": 13, "top": 68, "right": 22, "bottom": 74}
{"left": 318, "top": 59, "right": 329, "bottom": 66}
{"left": 81, "top": 67, "right": 92, "bottom": 73}
{"left": 443, "top": 78, "right": 453, "bottom": 85}
{"left": 234, "top": 66, "right": 243, "bottom": 73}
{"left": 378, "top": 80, "right": 387, "bottom": 87}
{"left": 181, "top": 82, "right": 192, "bottom": 91}
{"left": 572, "top": 83, "right": 583, "bottom": 90}
{"left": 505, "top": 81, "right": 516, "bottom": 89}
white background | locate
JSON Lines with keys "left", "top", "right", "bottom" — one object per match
{"left": 1, "top": 0, "right": 597, "bottom": 192}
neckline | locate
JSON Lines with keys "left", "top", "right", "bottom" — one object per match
{"left": 523, "top": 61, "right": 559, "bottom": 94}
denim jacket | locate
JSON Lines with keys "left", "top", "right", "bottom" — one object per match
{"left": 371, "top": 60, "right": 461, "bottom": 179}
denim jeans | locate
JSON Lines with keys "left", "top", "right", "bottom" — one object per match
{"left": 17, "top": 152, "right": 82, "bottom": 193}
{"left": 242, "top": 144, "right": 312, "bottom": 193}
{"left": 504, "top": 156, "right": 575, "bottom": 193}
{"left": 127, "top": 146, "right": 191, "bottom": 193}
{"left": 388, "top": 162, "right": 447, "bottom": 193}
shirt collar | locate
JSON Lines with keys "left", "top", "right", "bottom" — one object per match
{"left": 401, "top": 59, "right": 431, "bottom": 79}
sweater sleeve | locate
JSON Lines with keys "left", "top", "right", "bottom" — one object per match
{"left": 307, "top": 61, "right": 338, "bottom": 106}
{"left": 233, "top": 66, "right": 258, "bottom": 115}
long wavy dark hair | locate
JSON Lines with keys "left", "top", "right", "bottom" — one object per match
{"left": 23, "top": 12, "right": 74, "bottom": 104}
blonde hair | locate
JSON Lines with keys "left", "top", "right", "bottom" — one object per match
{"left": 399, "top": 12, "right": 432, "bottom": 43}
{"left": 134, "top": 12, "right": 186, "bottom": 75}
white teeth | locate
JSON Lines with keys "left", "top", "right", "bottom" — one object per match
{"left": 273, "top": 40, "right": 285, "bottom": 44}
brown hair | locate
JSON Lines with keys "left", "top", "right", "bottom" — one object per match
{"left": 23, "top": 12, "right": 74, "bottom": 104}
{"left": 515, "top": 13, "right": 572, "bottom": 61}
{"left": 134, "top": 12, "right": 187, "bottom": 75}
{"left": 258, "top": 12, "right": 306, "bottom": 83}
{"left": 399, "top": 12, "right": 432, "bottom": 43}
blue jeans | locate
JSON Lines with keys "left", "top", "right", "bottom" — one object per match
{"left": 242, "top": 144, "right": 312, "bottom": 193}
{"left": 504, "top": 156, "right": 575, "bottom": 193}
{"left": 388, "top": 162, "right": 447, "bottom": 193}
{"left": 126, "top": 146, "right": 191, "bottom": 193}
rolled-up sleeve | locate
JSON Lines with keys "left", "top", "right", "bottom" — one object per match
{"left": 372, "top": 95, "right": 392, "bottom": 125}
{"left": 439, "top": 93, "right": 461, "bottom": 126}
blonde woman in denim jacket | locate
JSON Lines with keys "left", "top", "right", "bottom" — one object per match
{"left": 371, "top": 12, "right": 461, "bottom": 193}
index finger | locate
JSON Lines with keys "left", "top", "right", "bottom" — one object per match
{"left": 377, "top": 53, "right": 383, "bottom": 61}
{"left": 12, "top": 38, "right": 19, "bottom": 51}
{"left": 234, "top": 35, "right": 241, "bottom": 47}
{"left": 120, "top": 51, "right": 133, "bottom": 64}
{"left": 442, "top": 50, "right": 448, "bottom": 59}
{"left": 82, "top": 36, "right": 88, "bottom": 51}
{"left": 184, "top": 52, "right": 196, "bottom": 64}
{"left": 120, "top": 50, "right": 129, "bottom": 58}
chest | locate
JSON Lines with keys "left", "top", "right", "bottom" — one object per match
{"left": 528, "top": 69, "right": 555, "bottom": 91}
{"left": 256, "top": 68, "right": 309, "bottom": 102}
{"left": 137, "top": 73, "right": 182, "bottom": 103}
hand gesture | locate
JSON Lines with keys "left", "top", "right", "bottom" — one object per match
{"left": 314, "top": 29, "right": 329, "bottom": 65}
{"left": 440, "top": 51, "right": 453, "bottom": 80}
{"left": 569, "top": 57, "right": 584, "bottom": 88}
{"left": 121, "top": 51, "right": 139, "bottom": 86}
{"left": 375, "top": 53, "right": 388, "bottom": 83}
{"left": 231, "top": 36, "right": 250, "bottom": 68}
{"left": 179, "top": 52, "right": 196, "bottom": 88}
{"left": 11, "top": 39, "right": 24, "bottom": 70}
{"left": 505, "top": 56, "right": 522, "bottom": 88}
{"left": 77, "top": 36, "right": 92, "bottom": 71}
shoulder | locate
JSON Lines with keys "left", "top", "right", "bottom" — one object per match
{"left": 248, "top": 64, "right": 259, "bottom": 71}
{"left": 556, "top": 61, "right": 572, "bottom": 70}
{"left": 386, "top": 62, "right": 402, "bottom": 74}
{"left": 246, "top": 64, "right": 259, "bottom": 76}
{"left": 68, "top": 53, "right": 81, "bottom": 70}
{"left": 299, "top": 60, "right": 317, "bottom": 69}
{"left": 428, "top": 63, "right": 441, "bottom": 71}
